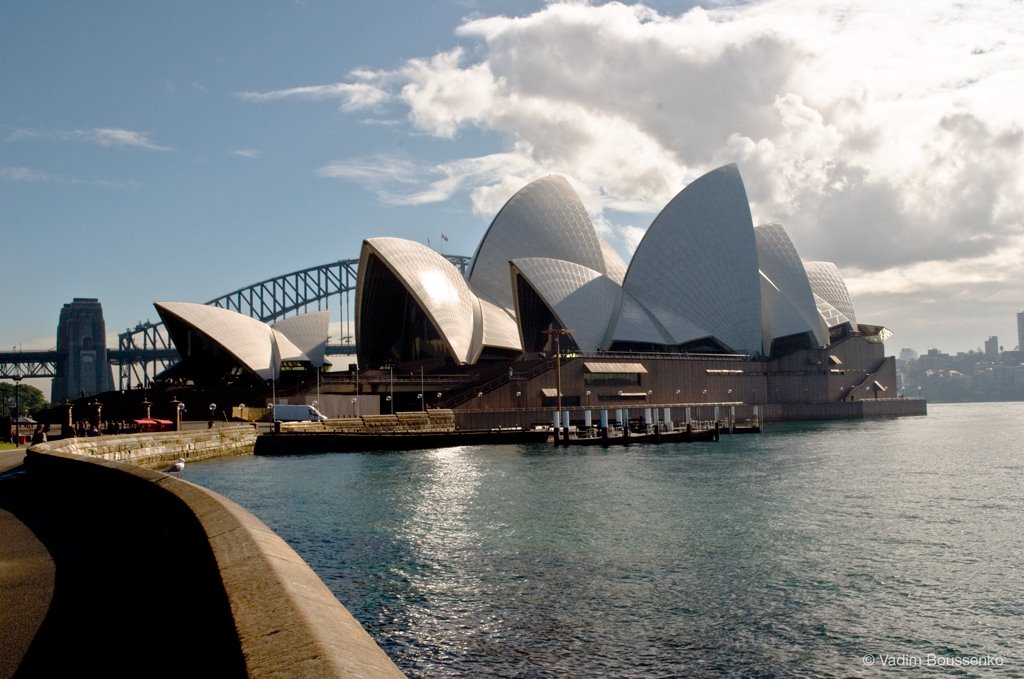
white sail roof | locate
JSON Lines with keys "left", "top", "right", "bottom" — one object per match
{"left": 608, "top": 289, "right": 674, "bottom": 346}
{"left": 468, "top": 176, "right": 608, "bottom": 310}
{"left": 813, "top": 293, "right": 852, "bottom": 329}
{"left": 621, "top": 164, "right": 763, "bottom": 355}
{"left": 478, "top": 298, "right": 523, "bottom": 354}
{"left": 156, "top": 301, "right": 283, "bottom": 379}
{"left": 804, "top": 261, "right": 858, "bottom": 327}
{"left": 599, "top": 239, "right": 628, "bottom": 285}
{"left": 348, "top": 166, "right": 882, "bottom": 367}
{"left": 511, "top": 257, "right": 622, "bottom": 352}
{"left": 359, "top": 237, "right": 479, "bottom": 364}
{"left": 755, "top": 223, "right": 828, "bottom": 348}
{"left": 272, "top": 311, "right": 329, "bottom": 367}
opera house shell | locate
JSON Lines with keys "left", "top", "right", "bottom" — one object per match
{"left": 153, "top": 163, "right": 906, "bottom": 419}
{"left": 355, "top": 164, "right": 877, "bottom": 369}
{"left": 155, "top": 301, "right": 329, "bottom": 385}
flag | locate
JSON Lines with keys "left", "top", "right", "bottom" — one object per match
{"left": 441, "top": 233, "right": 448, "bottom": 242}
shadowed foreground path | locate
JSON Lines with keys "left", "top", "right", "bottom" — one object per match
{"left": 0, "top": 453, "right": 53, "bottom": 679}
{"left": 0, "top": 450, "right": 246, "bottom": 679}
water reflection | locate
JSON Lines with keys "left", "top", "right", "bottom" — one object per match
{"left": 399, "top": 445, "right": 485, "bottom": 561}
{"left": 185, "top": 404, "right": 1024, "bottom": 678}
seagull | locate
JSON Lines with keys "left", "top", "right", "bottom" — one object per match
{"left": 167, "top": 458, "right": 185, "bottom": 475}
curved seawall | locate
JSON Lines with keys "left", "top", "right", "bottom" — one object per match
{"left": 26, "top": 429, "right": 405, "bottom": 678}
{"left": 33, "top": 424, "right": 260, "bottom": 468}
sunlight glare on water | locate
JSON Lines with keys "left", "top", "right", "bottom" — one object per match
{"left": 187, "top": 403, "right": 1024, "bottom": 678}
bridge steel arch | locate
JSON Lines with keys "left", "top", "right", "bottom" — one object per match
{"left": 115, "top": 255, "right": 471, "bottom": 390}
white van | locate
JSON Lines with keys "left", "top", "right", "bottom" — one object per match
{"left": 271, "top": 404, "right": 328, "bottom": 422}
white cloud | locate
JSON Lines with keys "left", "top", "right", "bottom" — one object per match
{"left": 843, "top": 235, "right": 1024, "bottom": 350}
{"left": 1, "top": 166, "right": 55, "bottom": 182}
{"left": 5, "top": 129, "right": 40, "bottom": 142}
{"left": 395, "top": 49, "right": 500, "bottom": 138}
{"left": 237, "top": 81, "right": 390, "bottom": 112}
{"left": 317, "top": 146, "right": 539, "bottom": 207}
{"left": 312, "top": 2, "right": 1020, "bottom": 265}
{"left": 277, "top": 1, "right": 1022, "bottom": 349}
{"left": 845, "top": 237, "right": 1024, "bottom": 297}
{"left": 231, "top": 148, "right": 261, "bottom": 159}
{"left": 7, "top": 126, "right": 171, "bottom": 151}
{"left": 72, "top": 127, "right": 171, "bottom": 151}
{"left": 0, "top": 165, "right": 138, "bottom": 188}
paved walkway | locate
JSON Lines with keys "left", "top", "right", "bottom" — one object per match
{"left": 0, "top": 448, "right": 54, "bottom": 679}
{"left": 0, "top": 448, "right": 246, "bottom": 678}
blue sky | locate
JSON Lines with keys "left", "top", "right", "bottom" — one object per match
{"left": 2, "top": 0, "right": 1022, "bottom": 393}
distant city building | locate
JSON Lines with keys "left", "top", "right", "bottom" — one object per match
{"left": 51, "top": 298, "right": 114, "bottom": 402}
{"left": 901, "top": 340, "right": 1024, "bottom": 402}
{"left": 984, "top": 336, "right": 999, "bottom": 358}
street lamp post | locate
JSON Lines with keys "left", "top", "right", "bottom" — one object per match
{"left": 12, "top": 375, "right": 22, "bottom": 445}
{"left": 171, "top": 399, "right": 184, "bottom": 432}
{"left": 208, "top": 402, "right": 216, "bottom": 429}
{"left": 318, "top": 335, "right": 328, "bottom": 406}
{"left": 542, "top": 327, "right": 573, "bottom": 442}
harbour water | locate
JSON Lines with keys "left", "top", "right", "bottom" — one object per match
{"left": 187, "top": 402, "right": 1023, "bottom": 677}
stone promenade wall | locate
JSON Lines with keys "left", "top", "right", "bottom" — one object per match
{"left": 27, "top": 432, "right": 405, "bottom": 679}
{"left": 279, "top": 409, "right": 456, "bottom": 434}
{"left": 37, "top": 425, "right": 259, "bottom": 469}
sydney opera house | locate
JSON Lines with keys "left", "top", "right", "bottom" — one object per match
{"left": 155, "top": 164, "right": 916, "bottom": 423}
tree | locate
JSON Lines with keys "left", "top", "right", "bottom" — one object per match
{"left": 0, "top": 381, "right": 49, "bottom": 418}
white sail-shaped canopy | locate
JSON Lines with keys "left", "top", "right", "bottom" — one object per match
{"left": 346, "top": 166, "right": 875, "bottom": 368}
{"left": 357, "top": 237, "right": 522, "bottom": 366}
{"left": 155, "top": 301, "right": 321, "bottom": 380}
{"left": 511, "top": 257, "right": 622, "bottom": 353}
{"left": 621, "top": 164, "right": 764, "bottom": 355}
{"left": 272, "top": 311, "right": 330, "bottom": 367}
{"left": 468, "top": 175, "right": 616, "bottom": 310}
{"left": 755, "top": 223, "right": 828, "bottom": 350}
{"left": 804, "top": 261, "right": 858, "bottom": 328}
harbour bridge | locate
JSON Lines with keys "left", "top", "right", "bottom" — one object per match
{"left": 0, "top": 255, "right": 472, "bottom": 392}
